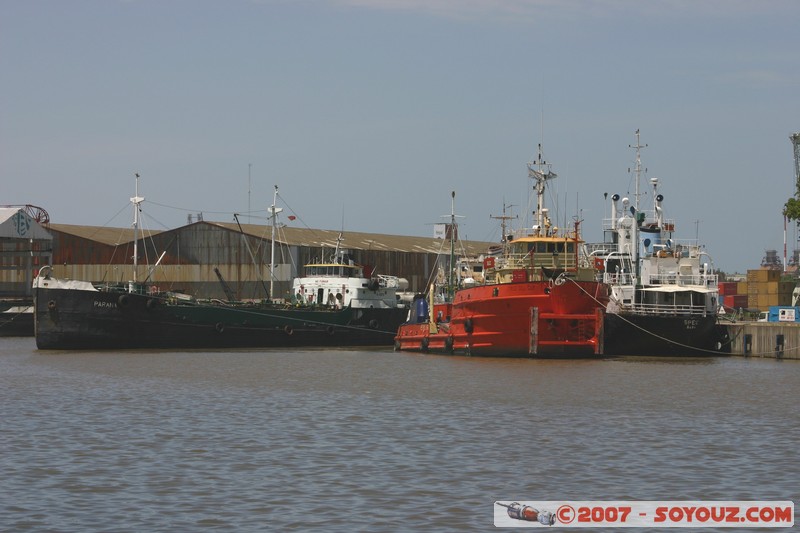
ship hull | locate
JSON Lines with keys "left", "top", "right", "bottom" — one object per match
{"left": 395, "top": 280, "right": 608, "bottom": 358}
{"left": 0, "top": 303, "right": 33, "bottom": 337}
{"left": 34, "top": 286, "right": 407, "bottom": 350}
{"left": 603, "top": 312, "right": 730, "bottom": 356}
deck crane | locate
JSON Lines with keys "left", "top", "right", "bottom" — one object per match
{"left": 214, "top": 267, "right": 237, "bottom": 302}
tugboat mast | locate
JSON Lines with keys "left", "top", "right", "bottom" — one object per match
{"left": 528, "top": 144, "right": 556, "bottom": 235}
{"left": 448, "top": 191, "right": 456, "bottom": 301}
{"left": 490, "top": 201, "right": 517, "bottom": 259}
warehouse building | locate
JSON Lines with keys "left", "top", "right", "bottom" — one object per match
{"left": 36, "top": 220, "right": 495, "bottom": 302}
{"left": 0, "top": 206, "right": 52, "bottom": 297}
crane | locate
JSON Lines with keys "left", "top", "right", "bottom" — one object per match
{"left": 792, "top": 133, "right": 800, "bottom": 193}
{"left": 213, "top": 267, "right": 237, "bottom": 302}
{"left": 790, "top": 133, "right": 800, "bottom": 304}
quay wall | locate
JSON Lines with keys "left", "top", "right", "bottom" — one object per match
{"left": 726, "top": 322, "right": 800, "bottom": 360}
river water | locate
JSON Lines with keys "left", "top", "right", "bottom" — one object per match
{"left": 1, "top": 337, "right": 797, "bottom": 532}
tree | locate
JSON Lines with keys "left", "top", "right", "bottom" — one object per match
{"left": 787, "top": 134, "right": 800, "bottom": 222}
{"left": 785, "top": 197, "right": 800, "bottom": 222}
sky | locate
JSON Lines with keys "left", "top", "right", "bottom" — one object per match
{"left": 1, "top": 0, "right": 798, "bottom": 274}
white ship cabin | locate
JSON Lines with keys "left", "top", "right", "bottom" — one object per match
{"left": 302, "top": 261, "right": 365, "bottom": 279}
{"left": 592, "top": 191, "right": 718, "bottom": 316}
{"left": 292, "top": 253, "right": 406, "bottom": 309}
{"left": 635, "top": 240, "right": 718, "bottom": 315}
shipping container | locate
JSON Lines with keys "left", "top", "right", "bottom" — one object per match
{"left": 747, "top": 269, "right": 780, "bottom": 283}
{"left": 756, "top": 294, "right": 780, "bottom": 309}
{"left": 718, "top": 282, "right": 738, "bottom": 295}
{"left": 748, "top": 280, "right": 785, "bottom": 296}
{"left": 722, "top": 294, "right": 748, "bottom": 309}
{"left": 736, "top": 281, "right": 748, "bottom": 294}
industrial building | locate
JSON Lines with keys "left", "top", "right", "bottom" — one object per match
{"left": 0, "top": 206, "right": 52, "bottom": 297}
{"left": 23, "top": 220, "right": 496, "bottom": 302}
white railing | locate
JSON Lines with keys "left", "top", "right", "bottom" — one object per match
{"left": 585, "top": 242, "right": 617, "bottom": 257}
{"left": 377, "top": 274, "right": 400, "bottom": 288}
{"left": 602, "top": 215, "right": 677, "bottom": 232}
{"left": 646, "top": 272, "right": 718, "bottom": 288}
{"left": 621, "top": 302, "right": 711, "bottom": 316}
{"left": 603, "top": 272, "right": 636, "bottom": 285}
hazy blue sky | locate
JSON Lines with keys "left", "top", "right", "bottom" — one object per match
{"left": 2, "top": 0, "right": 798, "bottom": 273}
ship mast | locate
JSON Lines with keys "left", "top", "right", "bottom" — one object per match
{"left": 527, "top": 144, "right": 556, "bottom": 235}
{"left": 490, "top": 202, "right": 517, "bottom": 243}
{"left": 629, "top": 130, "right": 647, "bottom": 281}
{"left": 630, "top": 129, "right": 647, "bottom": 212}
{"left": 130, "top": 173, "right": 145, "bottom": 287}
{"left": 268, "top": 185, "right": 283, "bottom": 300}
{"left": 448, "top": 191, "right": 456, "bottom": 301}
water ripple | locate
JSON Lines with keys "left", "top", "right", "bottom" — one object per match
{"left": 0, "top": 340, "right": 797, "bottom": 531}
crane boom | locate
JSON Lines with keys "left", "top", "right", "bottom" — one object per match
{"left": 791, "top": 133, "right": 800, "bottom": 186}
{"left": 213, "top": 267, "right": 236, "bottom": 302}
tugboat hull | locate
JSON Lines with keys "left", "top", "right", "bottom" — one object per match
{"left": 395, "top": 280, "right": 608, "bottom": 358}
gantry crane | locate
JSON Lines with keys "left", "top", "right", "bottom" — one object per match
{"left": 791, "top": 133, "right": 800, "bottom": 191}
{"left": 790, "top": 133, "right": 800, "bottom": 303}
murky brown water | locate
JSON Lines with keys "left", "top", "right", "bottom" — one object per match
{"left": 1, "top": 337, "right": 797, "bottom": 531}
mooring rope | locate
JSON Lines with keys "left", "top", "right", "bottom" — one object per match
{"left": 562, "top": 276, "right": 794, "bottom": 357}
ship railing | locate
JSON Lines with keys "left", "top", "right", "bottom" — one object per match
{"left": 645, "top": 240, "right": 705, "bottom": 259}
{"left": 624, "top": 302, "right": 711, "bottom": 316}
{"left": 603, "top": 272, "right": 636, "bottom": 285}
{"left": 601, "top": 215, "right": 677, "bottom": 232}
{"left": 376, "top": 274, "right": 400, "bottom": 288}
{"left": 647, "top": 272, "right": 718, "bottom": 288}
{"left": 497, "top": 251, "right": 578, "bottom": 269}
{"left": 94, "top": 281, "right": 150, "bottom": 295}
{"left": 508, "top": 227, "right": 578, "bottom": 240}
{"left": 664, "top": 238, "right": 700, "bottom": 248}
{"left": 585, "top": 242, "right": 617, "bottom": 257}
{"left": 600, "top": 217, "right": 622, "bottom": 232}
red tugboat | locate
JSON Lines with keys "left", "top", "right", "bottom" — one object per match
{"left": 395, "top": 147, "right": 609, "bottom": 357}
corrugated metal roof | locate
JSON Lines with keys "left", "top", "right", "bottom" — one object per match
{"left": 206, "top": 221, "right": 496, "bottom": 256}
{"left": 50, "top": 223, "right": 162, "bottom": 246}
{"left": 51, "top": 220, "right": 496, "bottom": 256}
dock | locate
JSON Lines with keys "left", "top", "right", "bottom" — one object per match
{"left": 725, "top": 322, "right": 800, "bottom": 359}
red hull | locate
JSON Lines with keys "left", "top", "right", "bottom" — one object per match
{"left": 395, "top": 280, "right": 608, "bottom": 357}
